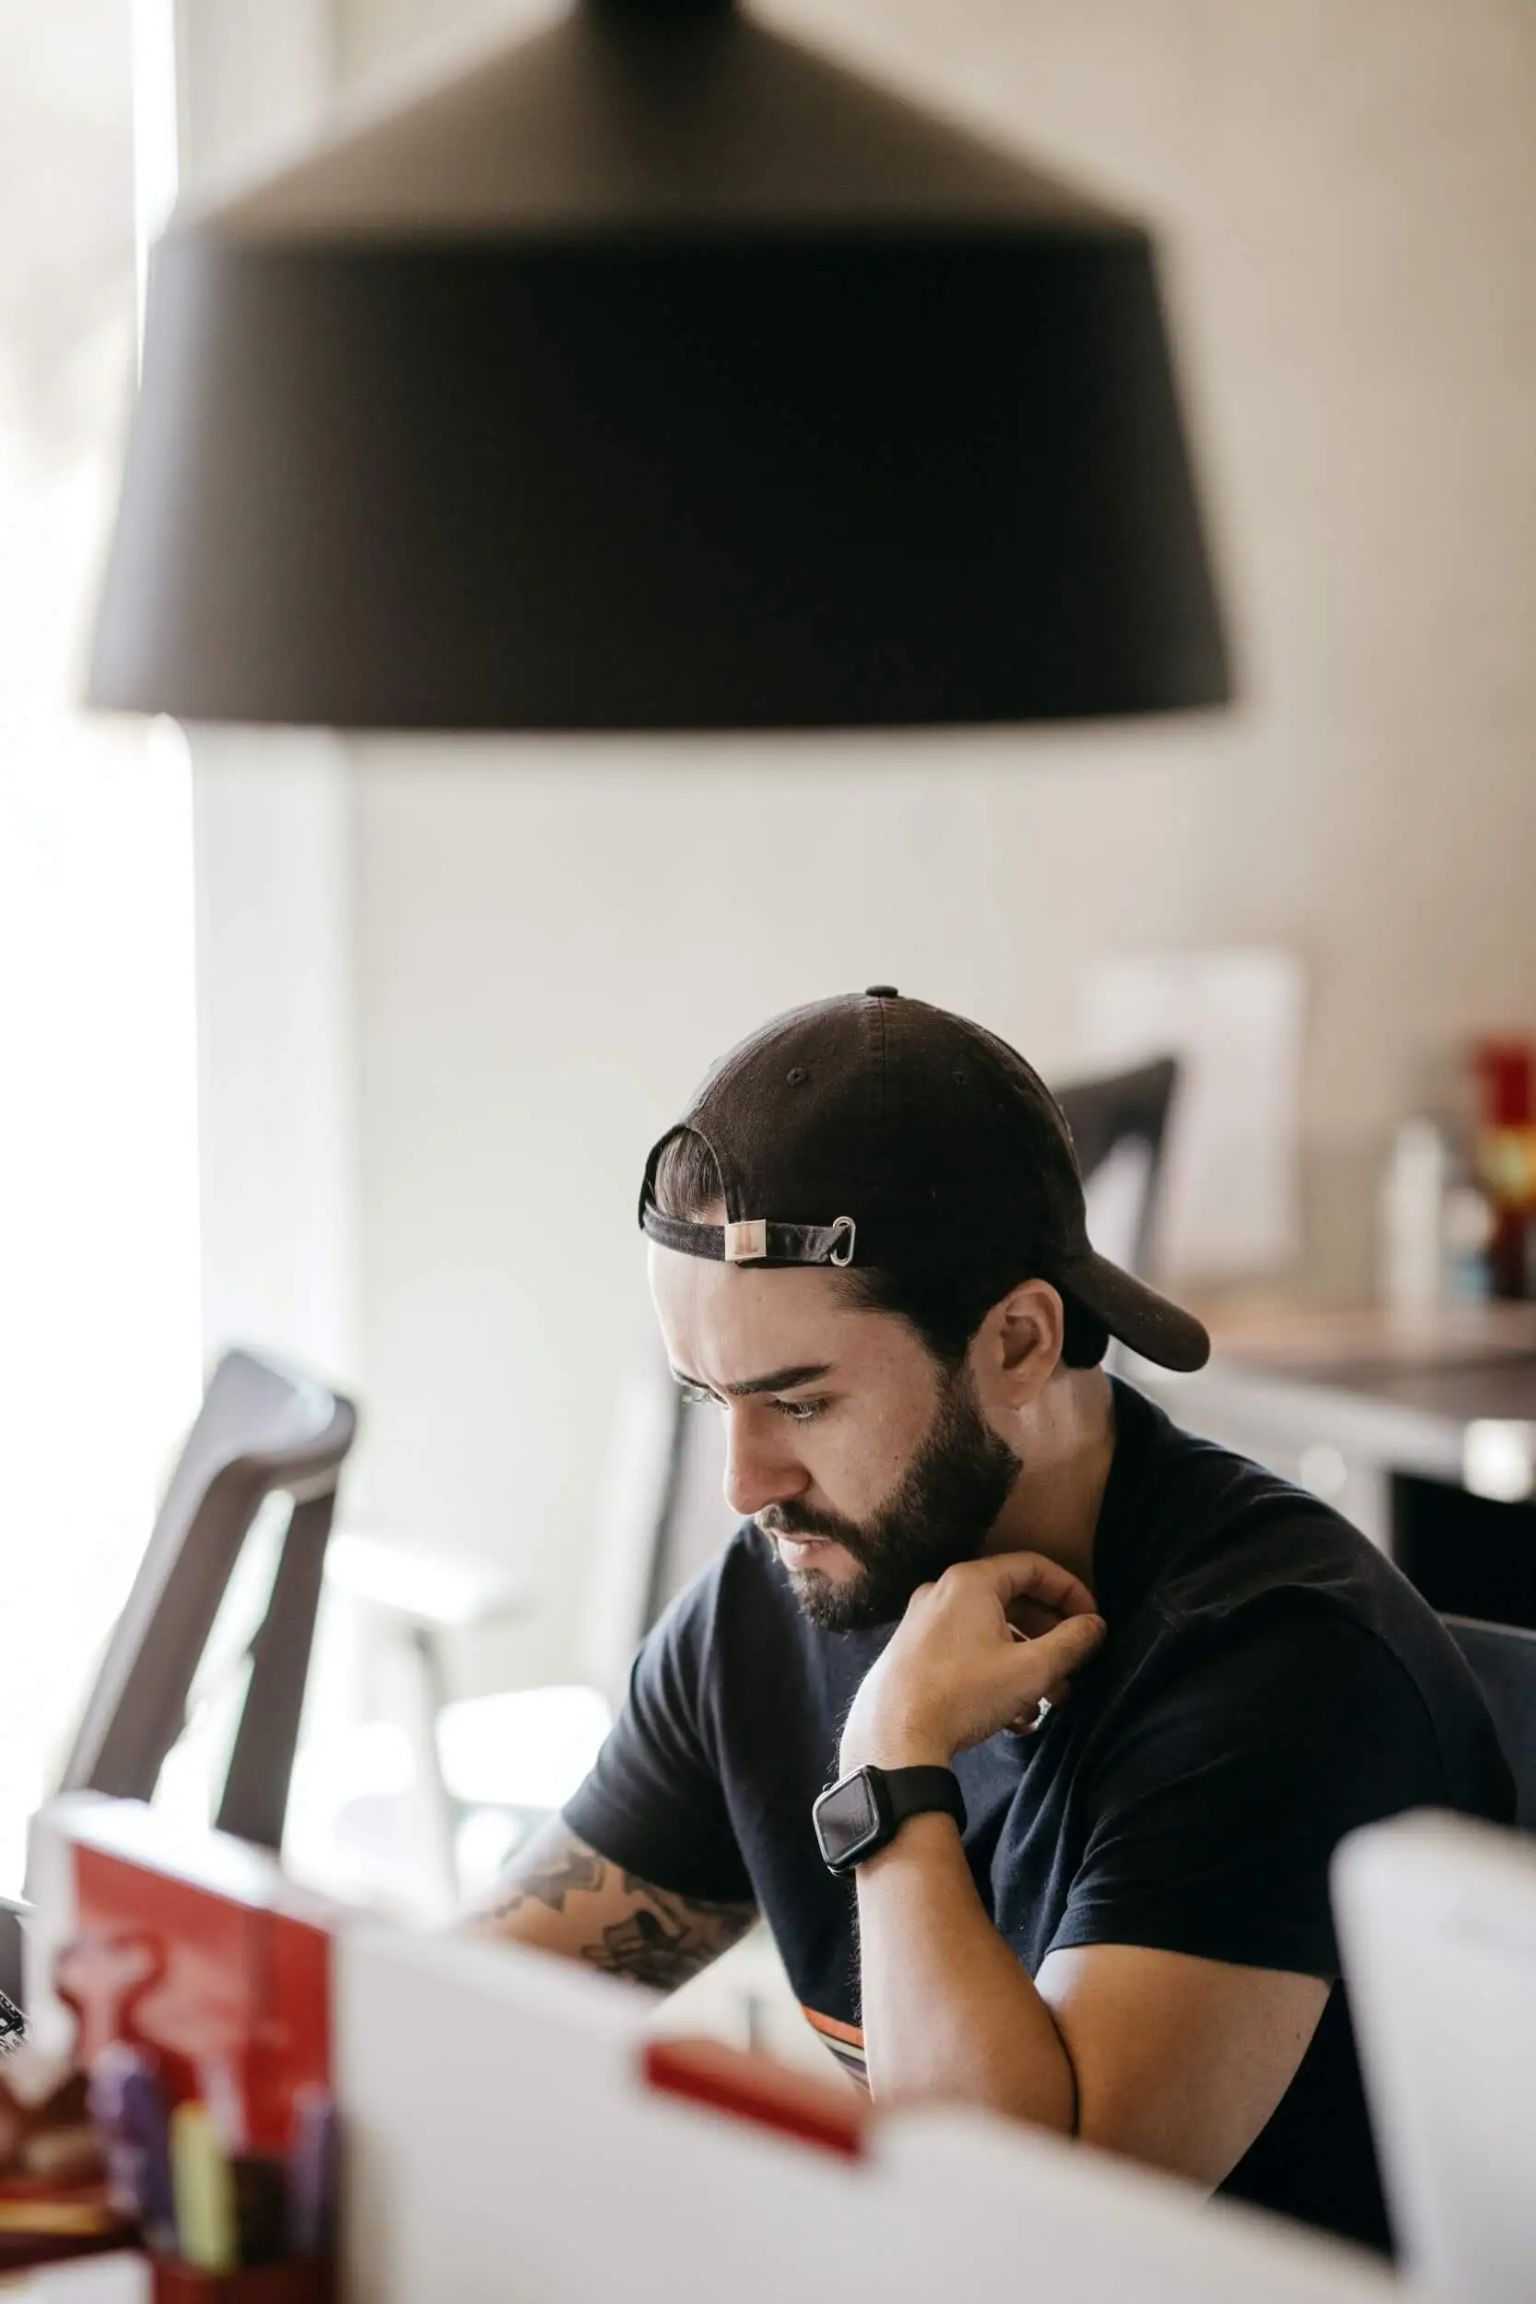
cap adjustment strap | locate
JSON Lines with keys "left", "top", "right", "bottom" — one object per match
{"left": 641, "top": 1206, "right": 858, "bottom": 1268}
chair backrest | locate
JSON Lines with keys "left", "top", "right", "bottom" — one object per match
{"left": 1442, "top": 1613, "right": 1536, "bottom": 1829}
{"left": 54, "top": 1346, "right": 356, "bottom": 1852}
{"left": 1055, "top": 1054, "right": 1180, "bottom": 1280}
{"left": 600, "top": 1055, "right": 1182, "bottom": 1670}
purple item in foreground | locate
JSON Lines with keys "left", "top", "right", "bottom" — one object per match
{"left": 87, "top": 2043, "right": 178, "bottom": 2250}
{"left": 286, "top": 2087, "right": 337, "bottom": 2258}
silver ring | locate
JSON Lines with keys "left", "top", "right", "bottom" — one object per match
{"left": 1006, "top": 1696, "right": 1052, "bottom": 1739}
{"left": 829, "top": 1215, "right": 857, "bottom": 1267}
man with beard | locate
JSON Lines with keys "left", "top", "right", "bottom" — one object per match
{"left": 471, "top": 990, "right": 1512, "bottom": 2255}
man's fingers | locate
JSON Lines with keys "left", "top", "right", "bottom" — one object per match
{"left": 1005, "top": 1596, "right": 1066, "bottom": 1641}
{"left": 1007, "top": 1611, "right": 1106, "bottom": 1693}
{"left": 996, "top": 1612, "right": 1104, "bottom": 1740}
{"left": 1041, "top": 1611, "right": 1108, "bottom": 1665}
{"left": 974, "top": 1550, "right": 1099, "bottom": 1621}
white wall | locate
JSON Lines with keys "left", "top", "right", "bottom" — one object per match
{"left": 172, "top": 0, "right": 363, "bottom": 1387}
{"left": 199, "top": 0, "right": 1536, "bottom": 1685}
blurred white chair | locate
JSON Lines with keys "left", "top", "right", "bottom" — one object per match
{"left": 438, "top": 1359, "right": 706, "bottom": 1909}
{"left": 285, "top": 1526, "right": 533, "bottom": 1916}
{"left": 295, "top": 1365, "right": 692, "bottom": 1918}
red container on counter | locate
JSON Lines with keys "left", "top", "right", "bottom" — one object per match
{"left": 1473, "top": 1038, "right": 1536, "bottom": 1298}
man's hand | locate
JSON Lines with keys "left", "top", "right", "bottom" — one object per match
{"left": 842, "top": 1563, "right": 1332, "bottom": 2189}
{"left": 841, "top": 1554, "right": 1107, "bottom": 1773}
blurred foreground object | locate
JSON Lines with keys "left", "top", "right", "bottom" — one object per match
{"left": 86, "top": 0, "right": 1229, "bottom": 733}
{"left": 8, "top": 1796, "right": 1400, "bottom": 2303}
{"left": 1336, "top": 1809, "right": 1536, "bottom": 2304}
{"left": 334, "top": 1923, "right": 1394, "bottom": 2304}
{"left": 23, "top": 1799, "right": 338, "bottom": 2298}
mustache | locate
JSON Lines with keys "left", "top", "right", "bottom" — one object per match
{"left": 756, "top": 1504, "right": 873, "bottom": 1562}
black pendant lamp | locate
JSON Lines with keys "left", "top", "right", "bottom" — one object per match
{"left": 87, "top": 0, "right": 1230, "bottom": 732}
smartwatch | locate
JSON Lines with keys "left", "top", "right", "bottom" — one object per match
{"left": 812, "top": 1764, "right": 967, "bottom": 1875}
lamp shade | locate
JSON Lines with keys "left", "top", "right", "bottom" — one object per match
{"left": 86, "top": 0, "right": 1231, "bottom": 731}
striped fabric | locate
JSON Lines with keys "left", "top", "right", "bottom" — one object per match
{"left": 801, "top": 2005, "right": 869, "bottom": 2089}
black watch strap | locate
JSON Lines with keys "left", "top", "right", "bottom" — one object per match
{"left": 883, "top": 1765, "right": 966, "bottom": 1837}
{"left": 813, "top": 1762, "right": 967, "bottom": 1875}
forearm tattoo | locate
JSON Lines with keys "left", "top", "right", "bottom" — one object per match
{"left": 581, "top": 1874, "right": 750, "bottom": 1990}
{"left": 483, "top": 1835, "right": 754, "bottom": 1992}
{"left": 497, "top": 1842, "right": 606, "bottom": 1914}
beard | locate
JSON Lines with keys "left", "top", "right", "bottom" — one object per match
{"left": 757, "top": 1363, "right": 1021, "bottom": 1633}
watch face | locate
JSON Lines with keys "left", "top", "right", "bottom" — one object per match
{"left": 814, "top": 1770, "right": 883, "bottom": 1867}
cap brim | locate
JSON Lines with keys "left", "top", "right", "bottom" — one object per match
{"left": 1057, "top": 1250, "right": 1210, "bottom": 1373}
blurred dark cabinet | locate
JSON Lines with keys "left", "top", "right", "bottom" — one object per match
{"left": 1138, "top": 1310, "right": 1536, "bottom": 1630}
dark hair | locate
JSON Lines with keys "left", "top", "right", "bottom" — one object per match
{"left": 651, "top": 1129, "right": 1109, "bottom": 1372}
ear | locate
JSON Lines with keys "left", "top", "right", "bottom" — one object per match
{"left": 969, "top": 1278, "right": 1064, "bottom": 1412}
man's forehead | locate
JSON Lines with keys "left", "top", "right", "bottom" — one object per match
{"left": 648, "top": 1239, "right": 845, "bottom": 1324}
{"left": 647, "top": 1241, "right": 859, "bottom": 1370}
{"left": 648, "top": 1246, "right": 939, "bottom": 1415}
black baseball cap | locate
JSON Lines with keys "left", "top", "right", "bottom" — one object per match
{"left": 639, "top": 987, "right": 1210, "bottom": 1374}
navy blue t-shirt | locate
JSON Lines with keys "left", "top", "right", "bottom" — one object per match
{"left": 565, "top": 1377, "right": 1514, "bottom": 2252}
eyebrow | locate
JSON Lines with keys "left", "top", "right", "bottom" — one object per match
{"left": 670, "top": 1362, "right": 833, "bottom": 1399}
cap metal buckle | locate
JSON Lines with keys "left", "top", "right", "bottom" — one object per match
{"left": 829, "top": 1215, "right": 856, "bottom": 1267}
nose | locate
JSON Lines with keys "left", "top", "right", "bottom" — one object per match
{"left": 721, "top": 1404, "right": 809, "bottom": 1521}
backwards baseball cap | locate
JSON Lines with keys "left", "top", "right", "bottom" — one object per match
{"left": 639, "top": 987, "right": 1209, "bottom": 1374}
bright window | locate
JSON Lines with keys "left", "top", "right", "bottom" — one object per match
{"left": 0, "top": 0, "right": 200, "bottom": 1891}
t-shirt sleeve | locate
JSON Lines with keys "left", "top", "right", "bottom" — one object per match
{"left": 561, "top": 1565, "right": 755, "bottom": 1907}
{"left": 1046, "top": 1600, "right": 1447, "bottom": 1979}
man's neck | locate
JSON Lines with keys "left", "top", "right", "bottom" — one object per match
{"left": 982, "top": 1367, "right": 1117, "bottom": 1595}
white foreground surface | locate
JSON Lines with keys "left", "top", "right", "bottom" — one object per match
{"left": 1336, "top": 1809, "right": 1536, "bottom": 2304}
{"left": 336, "top": 1923, "right": 1406, "bottom": 2304}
